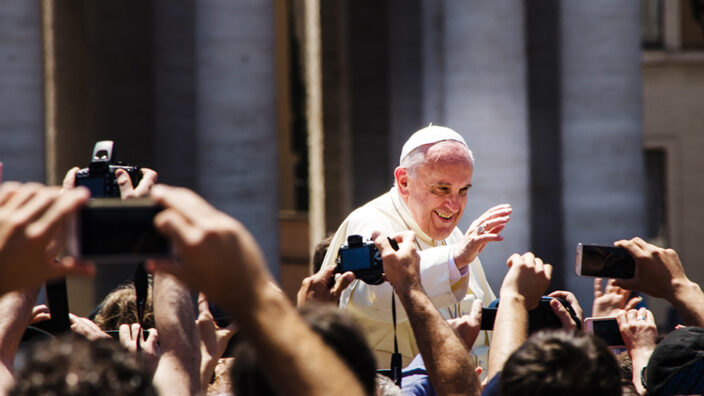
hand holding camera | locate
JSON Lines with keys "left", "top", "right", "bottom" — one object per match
{"left": 373, "top": 231, "right": 420, "bottom": 293}
{"left": 500, "top": 252, "right": 553, "bottom": 310}
{"left": 64, "top": 140, "right": 157, "bottom": 199}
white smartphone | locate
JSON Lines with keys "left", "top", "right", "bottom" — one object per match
{"left": 584, "top": 316, "right": 625, "bottom": 348}
{"left": 575, "top": 243, "right": 635, "bottom": 279}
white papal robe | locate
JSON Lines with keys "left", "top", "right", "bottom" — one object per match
{"left": 320, "top": 187, "right": 496, "bottom": 370}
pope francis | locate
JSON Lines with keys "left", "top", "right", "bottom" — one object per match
{"left": 320, "top": 125, "right": 512, "bottom": 369}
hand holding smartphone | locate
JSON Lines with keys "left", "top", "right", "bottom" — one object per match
{"left": 584, "top": 316, "right": 625, "bottom": 348}
{"left": 575, "top": 243, "right": 635, "bottom": 279}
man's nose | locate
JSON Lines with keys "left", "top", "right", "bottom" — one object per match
{"left": 445, "top": 195, "right": 460, "bottom": 211}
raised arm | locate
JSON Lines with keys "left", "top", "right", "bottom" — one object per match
{"left": 0, "top": 290, "right": 37, "bottom": 392}
{"left": 376, "top": 231, "right": 481, "bottom": 396}
{"left": 487, "top": 252, "right": 552, "bottom": 382}
{"left": 0, "top": 183, "right": 93, "bottom": 296}
{"left": 149, "top": 185, "right": 365, "bottom": 396}
{"left": 151, "top": 272, "right": 201, "bottom": 395}
{"left": 613, "top": 237, "right": 704, "bottom": 327}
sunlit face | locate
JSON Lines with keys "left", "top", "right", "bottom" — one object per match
{"left": 395, "top": 142, "right": 473, "bottom": 240}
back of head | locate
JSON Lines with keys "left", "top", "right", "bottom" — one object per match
{"left": 231, "top": 302, "right": 377, "bottom": 396}
{"left": 645, "top": 326, "right": 704, "bottom": 396}
{"left": 500, "top": 329, "right": 621, "bottom": 396}
{"left": 93, "top": 282, "right": 154, "bottom": 331}
{"left": 10, "top": 334, "right": 156, "bottom": 396}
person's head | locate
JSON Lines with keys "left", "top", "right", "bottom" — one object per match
{"left": 500, "top": 330, "right": 621, "bottom": 396}
{"left": 10, "top": 335, "right": 156, "bottom": 396}
{"left": 93, "top": 282, "right": 154, "bottom": 331}
{"left": 231, "top": 302, "right": 377, "bottom": 396}
{"left": 395, "top": 125, "right": 474, "bottom": 240}
{"left": 312, "top": 233, "right": 334, "bottom": 274}
{"left": 643, "top": 326, "right": 704, "bottom": 396}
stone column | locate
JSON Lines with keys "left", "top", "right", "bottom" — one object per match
{"left": 195, "top": 1, "right": 279, "bottom": 277}
{"left": 561, "top": 1, "right": 645, "bottom": 308}
{"left": 441, "top": 0, "right": 531, "bottom": 290}
{"left": 0, "top": 1, "right": 44, "bottom": 182}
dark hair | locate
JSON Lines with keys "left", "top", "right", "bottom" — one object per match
{"left": 312, "top": 234, "right": 334, "bottom": 274}
{"left": 500, "top": 330, "right": 622, "bottom": 396}
{"left": 10, "top": 335, "right": 156, "bottom": 396}
{"left": 231, "top": 303, "right": 377, "bottom": 396}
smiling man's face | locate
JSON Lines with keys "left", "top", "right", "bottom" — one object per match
{"left": 396, "top": 141, "right": 473, "bottom": 241}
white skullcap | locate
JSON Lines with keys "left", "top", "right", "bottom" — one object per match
{"left": 399, "top": 125, "right": 468, "bottom": 164}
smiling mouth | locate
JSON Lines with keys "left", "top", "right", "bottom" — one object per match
{"left": 435, "top": 211, "right": 454, "bottom": 220}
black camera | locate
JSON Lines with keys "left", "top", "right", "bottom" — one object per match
{"left": 480, "top": 296, "right": 580, "bottom": 332}
{"left": 75, "top": 141, "right": 142, "bottom": 198}
{"left": 336, "top": 234, "right": 384, "bottom": 285}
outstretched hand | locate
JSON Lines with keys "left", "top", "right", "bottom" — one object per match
{"left": 297, "top": 265, "right": 355, "bottom": 307}
{"left": 453, "top": 204, "right": 511, "bottom": 267}
{"left": 592, "top": 277, "right": 641, "bottom": 317}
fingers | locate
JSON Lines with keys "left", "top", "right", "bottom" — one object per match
{"left": 624, "top": 296, "right": 642, "bottom": 311}
{"left": 145, "top": 327, "right": 159, "bottom": 344}
{"left": 31, "top": 304, "right": 51, "bottom": 324}
{"left": 62, "top": 167, "right": 79, "bottom": 191}
{"left": 119, "top": 323, "right": 132, "bottom": 343}
{"left": 331, "top": 271, "right": 355, "bottom": 297}
{"left": 27, "top": 187, "right": 89, "bottom": 243}
{"left": 131, "top": 168, "right": 158, "bottom": 198}
{"left": 116, "top": 169, "right": 136, "bottom": 199}
{"left": 151, "top": 184, "right": 216, "bottom": 226}
{"left": 198, "top": 292, "right": 213, "bottom": 319}
{"left": 550, "top": 298, "right": 577, "bottom": 330}
{"left": 594, "top": 277, "right": 604, "bottom": 297}
{"left": 47, "top": 257, "right": 95, "bottom": 281}
{"left": 153, "top": 208, "right": 196, "bottom": 251}
{"left": 468, "top": 298, "right": 482, "bottom": 328}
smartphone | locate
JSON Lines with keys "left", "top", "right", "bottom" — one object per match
{"left": 575, "top": 244, "right": 635, "bottom": 279}
{"left": 584, "top": 316, "right": 625, "bottom": 348}
{"left": 68, "top": 198, "right": 171, "bottom": 263}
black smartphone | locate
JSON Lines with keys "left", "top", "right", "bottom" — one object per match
{"left": 575, "top": 244, "right": 635, "bottom": 279}
{"left": 68, "top": 198, "right": 171, "bottom": 263}
{"left": 585, "top": 317, "right": 625, "bottom": 348}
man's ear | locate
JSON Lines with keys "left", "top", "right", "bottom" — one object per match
{"left": 394, "top": 167, "right": 410, "bottom": 197}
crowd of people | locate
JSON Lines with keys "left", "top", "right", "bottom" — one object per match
{"left": 0, "top": 125, "right": 703, "bottom": 395}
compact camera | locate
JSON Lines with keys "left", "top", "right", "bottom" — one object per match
{"left": 75, "top": 141, "right": 142, "bottom": 198}
{"left": 336, "top": 234, "right": 384, "bottom": 285}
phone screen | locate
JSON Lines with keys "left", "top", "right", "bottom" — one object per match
{"left": 588, "top": 318, "right": 625, "bottom": 347}
{"left": 577, "top": 244, "right": 635, "bottom": 278}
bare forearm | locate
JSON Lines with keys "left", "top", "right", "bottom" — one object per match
{"left": 669, "top": 280, "right": 704, "bottom": 327}
{"left": 488, "top": 295, "right": 527, "bottom": 381}
{"left": 630, "top": 348, "right": 653, "bottom": 395}
{"left": 0, "top": 290, "right": 36, "bottom": 393}
{"left": 0, "top": 291, "right": 36, "bottom": 368}
{"left": 225, "top": 277, "right": 365, "bottom": 396}
{"left": 398, "top": 286, "right": 480, "bottom": 396}
{"left": 153, "top": 273, "right": 201, "bottom": 394}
